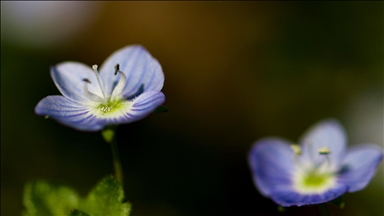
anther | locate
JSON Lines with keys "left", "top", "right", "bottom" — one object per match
{"left": 114, "top": 64, "right": 120, "bottom": 75}
{"left": 83, "top": 78, "right": 91, "bottom": 83}
{"left": 290, "top": 144, "right": 302, "bottom": 155}
{"left": 318, "top": 147, "right": 331, "bottom": 155}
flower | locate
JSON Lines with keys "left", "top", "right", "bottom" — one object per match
{"left": 248, "top": 119, "right": 383, "bottom": 207}
{"left": 35, "top": 45, "right": 165, "bottom": 131}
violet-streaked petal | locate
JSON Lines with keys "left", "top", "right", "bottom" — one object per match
{"left": 99, "top": 45, "right": 164, "bottom": 97}
{"left": 299, "top": 119, "right": 347, "bottom": 169}
{"left": 248, "top": 138, "right": 296, "bottom": 197}
{"left": 123, "top": 90, "right": 165, "bottom": 123}
{"left": 338, "top": 144, "right": 383, "bottom": 192}
{"left": 35, "top": 96, "right": 105, "bottom": 131}
{"left": 269, "top": 182, "right": 347, "bottom": 207}
{"left": 51, "top": 62, "right": 105, "bottom": 103}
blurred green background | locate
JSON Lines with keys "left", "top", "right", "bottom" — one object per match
{"left": 1, "top": 2, "right": 383, "bottom": 216}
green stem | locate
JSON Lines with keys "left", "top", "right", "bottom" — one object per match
{"left": 318, "top": 203, "right": 331, "bottom": 216}
{"left": 102, "top": 126, "right": 124, "bottom": 186}
{"left": 110, "top": 133, "right": 123, "bottom": 185}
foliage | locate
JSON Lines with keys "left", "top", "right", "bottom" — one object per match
{"left": 22, "top": 176, "right": 131, "bottom": 216}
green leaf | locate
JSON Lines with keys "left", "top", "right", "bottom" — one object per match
{"left": 69, "top": 209, "right": 90, "bottom": 216}
{"left": 23, "top": 176, "right": 131, "bottom": 216}
{"left": 80, "top": 176, "right": 131, "bottom": 216}
{"left": 155, "top": 105, "right": 169, "bottom": 113}
{"left": 23, "top": 180, "right": 80, "bottom": 216}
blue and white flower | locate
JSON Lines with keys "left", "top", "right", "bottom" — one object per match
{"left": 35, "top": 45, "right": 165, "bottom": 131}
{"left": 248, "top": 119, "right": 383, "bottom": 207}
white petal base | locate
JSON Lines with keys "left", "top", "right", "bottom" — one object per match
{"left": 293, "top": 169, "right": 336, "bottom": 194}
{"left": 88, "top": 99, "right": 133, "bottom": 119}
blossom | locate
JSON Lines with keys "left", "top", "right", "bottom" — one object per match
{"left": 248, "top": 119, "right": 383, "bottom": 207}
{"left": 35, "top": 45, "right": 165, "bottom": 131}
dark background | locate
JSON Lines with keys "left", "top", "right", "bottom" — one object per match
{"left": 1, "top": 2, "right": 383, "bottom": 216}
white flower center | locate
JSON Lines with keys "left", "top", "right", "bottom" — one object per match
{"left": 83, "top": 64, "right": 131, "bottom": 116}
{"left": 291, "top": 146, "right": 336, "bottom": 194}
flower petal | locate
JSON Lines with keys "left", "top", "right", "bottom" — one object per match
{"left": 248, "top": 138, "right": 296, "bottom": 197}
{"left": 338, "top": 144, "right": 383, "bottom": 192}
{"left": 269, "top": 183, "right": 347, "bottom": 207}
{"left": 51, "top": 62, "right": 105, "bottom": 103}
{"left": 299, "top": 119, "right": 347, "bottom": 170}
{"left": 35, "top": 96, "right": 105, "bottom": 131}
{"left": 123, "top": 90, "right": 165, "bottom": 123}
{"left": 99, "top": 45, "right": 164, "bottom": 97}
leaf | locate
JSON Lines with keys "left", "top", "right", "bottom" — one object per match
{"left": 80, "top": 176, "right": 131, "bottom": 216}
{"left": 155, "top": 105, "right": 169, "bottom": 113}
{"left": 69, "top": 209, "right": 90, "bottom": 216}
{"left": 23, "top": 180, "right": 80, "bottom": 216}
{"left": 22, "top": 176, "right": 131, "bottom": 216}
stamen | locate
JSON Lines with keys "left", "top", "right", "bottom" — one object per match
{"left": 290, "top": 144, "right": 302, "bottom": 155}
{"left": 318, "top": 147, "right": 331, "bottom": 155}
{"left": 290, "top": 144, "right": 306, "bottom": 170}
{"left": 82, "top": 79, "right": 105, "bottom": 103}
{"left": 91, "top": 64, "right": 106, "bottom": 98}
{"left": 110, "top": 65, "right": 127, "bottom": 100}
{"left": 316, "top": 147, "right": 332, "bottom": 171}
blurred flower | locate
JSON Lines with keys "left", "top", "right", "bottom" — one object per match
{"left": 35, "top": 45, "right": 165, "bottom": 131}
{"left": 248, "top": 119, "right": 383, "bottom": 207}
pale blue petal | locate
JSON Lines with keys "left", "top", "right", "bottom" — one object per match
{"left": 51, "top": 62, "right": 105, "bottom": 103}
{"left": 337, "top": 144, "right": 383, "bottom": 192}
{"left": 114, "top": 91, "right": 165, "bottom": 124}
{"left": 299, "top": 119, "right": 347, "bottom": 170}
{"left": 270, "top": 183, "right": 347, "bottom": 207}
{"left": 99, "top": 45, "right": 164, "bottom": 97}
{"left": 248, "top": 138, "right": 296, "bottom": 197}
{"left": 35, "top": 96, "right": 105, "bottom": 131}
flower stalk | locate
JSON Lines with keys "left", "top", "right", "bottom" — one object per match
{"left": 102, "top": 125, "right": 123, "bottom": 186}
